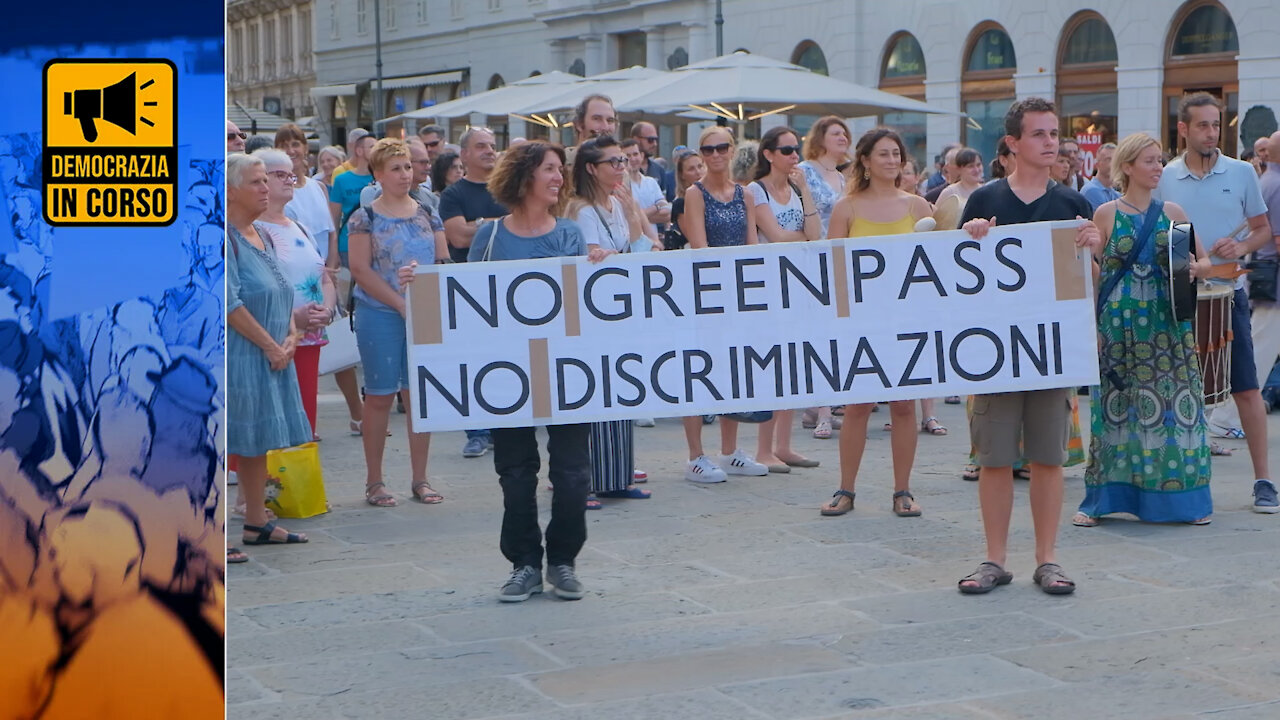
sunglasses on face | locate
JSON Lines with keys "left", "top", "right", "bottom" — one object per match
{"left": 774, "top": 145, "right": 802, "bottom": 156}
{"left": 594, "top": 157, "right": 627, "bottom": 168}
{"left": 423, "top": 139, "right": 441, "bottom": 148}
{"left": 700, "top": 142, "right": 732, "bottom": 156}
{"left": 640, "top": 136, "right": 659, "bottom": 143}
{"left": 228, "top": 132, "right": 247, "bottom": 141}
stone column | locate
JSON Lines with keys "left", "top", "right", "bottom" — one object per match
{"left": 683, "top": 22, "right": 707, "bottom": 64}
{"left": 548, "top": 39, "right": 567, "bottom": 74}
{"left": 582, "top": 35, "right": 606, "bottom": 76}
{"left": 924, "top": 78, "right": 962, "bottom": 164}
{"left": 1115, "top": 65, "right": 1163, "bottom": 139}
{"left": 642, "top": 26, "right": 664, "bottom": 70}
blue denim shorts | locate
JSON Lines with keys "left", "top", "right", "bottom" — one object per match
{"left": 354, "top": 300, "right": 409, "bottom": 396}
{"left": 1231, "top": 287, "right": 1260, "bottom": 393}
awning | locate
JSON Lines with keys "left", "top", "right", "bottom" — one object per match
{"left": 310, "top": 83, "right": 358, "bottom": 97}
{"left": 377, "top": 71, "right": 464, "bottom": 90}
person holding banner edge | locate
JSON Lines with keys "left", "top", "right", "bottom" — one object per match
{"left": 749, "top": 125, "right": 821, "bottom": 472}
{"left": 567, "top": 135, "right": 653, "bottom": 505}
{"left": 460, "top": 141, "right": 608, "bottom": 602}
{"left": 958, "top": 97, "right": 1101, "bottom": 595}
{"left": 347, "top": 139, "right": 439, "bottom": 507}
{"left": 822, "top": 128, "right": 933, "bottom": 518}
{"left": 1072, "top": 132, "right": 1213, "bottom": 527}
{"left": 680, "top": 126, "right": 767, "bottom": 484}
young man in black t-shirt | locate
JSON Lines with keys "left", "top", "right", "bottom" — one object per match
{"left": 957, "top": 97, "right": 1101, "bottom": 597}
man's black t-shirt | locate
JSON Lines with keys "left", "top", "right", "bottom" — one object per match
{"left": 438, "top": 178, "right": 508, "bottom": 263}
{"left": 960, "top": 178, "right": 1092, "bottom": 226}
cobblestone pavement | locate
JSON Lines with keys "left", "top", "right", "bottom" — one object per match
{"left": 228, "top": 384, "right": 1280, "bottom": 719}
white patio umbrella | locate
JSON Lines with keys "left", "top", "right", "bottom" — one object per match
{"left": 510, "top": 66, "right": 667, "bottom": 128}
{"left": 387, "top": 71, "right": 580, "bottom": 122}
{"left": 614, "top": 52, "right": 955, "bottom": 121}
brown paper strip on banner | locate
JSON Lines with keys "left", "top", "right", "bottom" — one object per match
{"left": 411, "top": 272, "right": 443, "bottom": 345}
{"left": 1052, "top": 227, "right": 1087, "bottom": 301}
{"left": 561, "top": 263, "right": 580, "bottom": 337}
{"left": 831, "top": 241, "right": 850, "bottom": 318}
{"left": 529, "top": 338, "right": 551, "bottom": 419}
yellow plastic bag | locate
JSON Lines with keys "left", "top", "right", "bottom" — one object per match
{"left": 264, "top": 442, "right": 328, "bottom": 518}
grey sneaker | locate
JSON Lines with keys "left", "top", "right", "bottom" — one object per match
{"left": 1253, "top": 480, "right": 1279, "bottom": 513}
{"left": 499, "top": 566, "right": 542, "bottom": 602}
{"left": 546, "top": 564, "right": 584, "bottom": 600}
{"left": 462, "top": 436, "right": 488, "bottom": 458}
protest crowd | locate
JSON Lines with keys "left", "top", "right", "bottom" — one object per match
{"left": 225, "top": 88, "right": 1280, "bottom": 603}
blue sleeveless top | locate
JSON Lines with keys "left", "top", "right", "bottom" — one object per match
{"left": 695, "top": 181, "right": 747, "bottom": 247}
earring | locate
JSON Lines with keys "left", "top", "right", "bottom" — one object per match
{"left": 863, "top": 168, "right": 870, "bottom": 180}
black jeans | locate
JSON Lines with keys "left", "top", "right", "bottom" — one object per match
{"left": 493, "top": 424, "right": 591, "bottom": 570}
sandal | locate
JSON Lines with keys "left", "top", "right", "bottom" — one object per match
{"left": 1013, "top": 467, "right": 1031, "bottom": 481}
{"left": 801, "top": 409, "right": 819, "bottom": 428}
{"left": 1032, "top": 562, "right": 1076, "bottom": 595}
{"left": 1188, "top": 516, "right": 1212, "bottom": 525}
{"left": 411, "top": 481, "right": 444, "bottom": 504}
{"left": 350, "top": 420, "right": 392, "bottom": 437}
{"left": 962, "top": 464, "right": 980, "bottom": 482}
{"left": 782, "top": 455, "right": 820, "bottom": 468}
{"left": 242, "top": 521, "right": 308, "bottom": 545}
{"left": 227, "top": 547, "right": 249, "bottom": 564}
{"left": 596, "top": 487, "right": 651, "bottom": 499}
{"left": 586, "top": 494, "right": 602, "bottom": 510}
{"left": 1210, "top": 441, "right": 1233, "bottom": 457}
{"left": 820, "top": 490, "right": 855, "bottom": 516}
{"left": 813, "top": 421, "right": 832, "bottom": 439}
{"left": 920, "top": 417, "right": 948, "bottom": 436}
{"left": 1071, "top": 512, "right": 1099, "bottom": 527}
{"left": 958, "top": 561, "right": 1013, "bottom": 594}
{"left": 944, "top": 396, "right": 962, "bottom": 405}
{"left": 365, "top": 482, "right": 397, "bottom": 507}
{"left": 893, "top": 490, "right": 922, "bottom": 517}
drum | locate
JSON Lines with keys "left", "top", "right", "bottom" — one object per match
{"left": 1195, "top": 283, "right": 1234, "bottom": 406}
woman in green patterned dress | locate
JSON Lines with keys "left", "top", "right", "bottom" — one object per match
{"left": 1074, "top": 133, "right": 1214, "bottom": 526}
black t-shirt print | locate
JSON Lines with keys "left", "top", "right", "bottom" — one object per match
{"left": 961, "top": 179, "right": 1092, "bottom": 227}
{"left": 438, "top": 178, "right": 509, "bottom": 263}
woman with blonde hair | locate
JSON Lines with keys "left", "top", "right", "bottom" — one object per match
{"left": 662, "top": 150, "right": 705, "bottom": 249}
{"left": 314, "top": 145, "right": 346, "bottom": 188}
{"left": 680, "top": 125, "right": 765, "bottom": 483}
{"left": 1073, "top": 132, "right": 1213, "bottom": 526}
{"left": 822, "top": 128, "right": 933, "bottom": 518}
{"left": 348, "top": 138, "right": 441, "bottom": 507}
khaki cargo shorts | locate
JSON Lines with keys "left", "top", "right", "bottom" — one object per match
{"left": 969, "top": 388, "right": 1072, "bottom": 468}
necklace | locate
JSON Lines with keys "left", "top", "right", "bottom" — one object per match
{"left": 1118, "top": 196, "right": 1147, "bottom": 214}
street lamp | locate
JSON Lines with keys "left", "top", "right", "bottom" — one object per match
{"left": 374, "top": 0, "right": 384, "bottom": 133}
{"left": 715, "top": 0, "right": 723, "bottom": 56}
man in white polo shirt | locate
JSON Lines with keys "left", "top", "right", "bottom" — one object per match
{"left": 1157, "top": 92, "right": 1275, "bottom": 512}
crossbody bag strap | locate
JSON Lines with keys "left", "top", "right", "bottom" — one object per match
{"left": 482, "top": 215, "right": 504, "bottom": 262}
{"left": 1096, "top": 199, "right": 1164, "bottom": 317}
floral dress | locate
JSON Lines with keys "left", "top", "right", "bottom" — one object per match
{"left": 1080, "top": 209, "right": 1212, "bottom": 522}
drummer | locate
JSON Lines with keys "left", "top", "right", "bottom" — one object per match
{"left": 1156, "top": 92, "right": 1276, "bottom": 513}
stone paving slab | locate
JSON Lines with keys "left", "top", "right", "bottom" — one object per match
{"left": 226, "top": 391, "right": 1280, "bottom": 717}
{"left": 528, "top": 642, "right": 853, "bottom": 704}
{"left": 716, "top": 655, "right": 1062, "bottom": 718}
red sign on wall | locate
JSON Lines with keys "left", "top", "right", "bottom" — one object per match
{"left": 1076, "top": 133, "right": 1103, "bottom": 179}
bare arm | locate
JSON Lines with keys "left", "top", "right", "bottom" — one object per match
{"left": 433, "top": 230, "right": 449, "bottom": 263}
{"left": 444, "top": 216, "right": 479, "bottom": 249}
{"left": 327, "top": 201, "right": 343, "bottom": 268}
{"left": 753, "top": 198, "right": 808, "bottom": 243}
{"left": 683, "top": 186, "right": 708, "bottom": 249}
{"left": 827, "top": 197, "right": 854, "bottom": 240}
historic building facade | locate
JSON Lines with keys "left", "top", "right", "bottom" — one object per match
{"left": 227, "top": 0, "right": 318, "bottom": 125}
{"left": 297, "top": 0, "right": 1278, "bottom": 167}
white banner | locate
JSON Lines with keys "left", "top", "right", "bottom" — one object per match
{"left": 405, "top": 221, "right": 1098, "bottom": 432}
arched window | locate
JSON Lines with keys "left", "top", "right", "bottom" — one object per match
{"left": 792, "top": 41, "right": 828, "bottom": 76}
{"left": 1057, "top": 13, "right": 1119, "bottom": 178}
{"left": 879, "top": 32, "right": 927, "bottom": 171}
{"left": 1164, "top": 1, "right": 1239, "bottom": 156}
{"left": 961, "top": 23, "right": 1016, "bottom": 169}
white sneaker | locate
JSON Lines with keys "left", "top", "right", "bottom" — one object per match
{"left": 633, "top": 417, "right": 656, "bottom": 427}
{"left": 719, "top": 449, "right": 768, "bottom": 476}
{"left": 685, "top": 456, "right": 727, "bottom": 483}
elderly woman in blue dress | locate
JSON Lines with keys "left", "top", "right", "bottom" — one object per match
{"left": 226, "top": 152, "right": 314, "bottom": 561}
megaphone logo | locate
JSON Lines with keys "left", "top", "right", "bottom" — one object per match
{"left": 62, "top": 72, "right": 161, "bottom": 143}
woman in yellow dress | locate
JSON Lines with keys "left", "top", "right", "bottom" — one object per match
{"left": 821, "top": 128, "right": 934, "bottom": 518}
